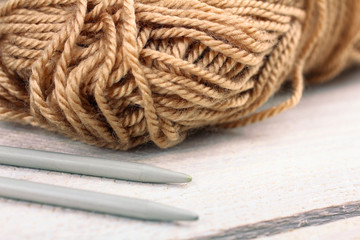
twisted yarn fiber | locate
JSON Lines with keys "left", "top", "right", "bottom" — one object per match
{"left": 0, "top": 0, "right": 359, "bottom": 150}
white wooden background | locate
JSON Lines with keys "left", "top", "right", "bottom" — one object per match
{"left": 0, "top": 67, "right": 359, "bottom": 239}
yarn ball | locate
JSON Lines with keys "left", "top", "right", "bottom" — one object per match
{"left": 0, "top": 0, "right": 359, "bottom": 150}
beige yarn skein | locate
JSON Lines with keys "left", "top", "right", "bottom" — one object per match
{"left": 0, "top": 0, "right": 359, "bottom": 150}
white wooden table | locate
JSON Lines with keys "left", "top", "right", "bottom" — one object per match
{"left": 0, "top": 66, "right": 359, "bottom": 239}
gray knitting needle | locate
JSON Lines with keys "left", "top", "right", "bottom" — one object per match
{"left": 0, "top": 145, "right": 191, "bottom": 183}
{"left": 0, "top": 176, "right": 198, "bottom": 221}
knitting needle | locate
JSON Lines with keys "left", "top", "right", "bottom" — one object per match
{"left": 0, "top": 145, "right": 191, "bottom": 184}
{"left": 0, "top": 176, "right": 198, "bottom": 221}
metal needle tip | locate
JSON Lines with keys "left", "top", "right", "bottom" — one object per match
{"left": 187, "top": 176, "right": 192, "bottom": 182}
{"left": 142, "top": 166, "right": 192, "bottom": 183}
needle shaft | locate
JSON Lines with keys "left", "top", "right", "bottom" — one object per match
{"left": 0, "top": 176, "right": 198, "bottom": 221}
{"left": 0, "top": 145, "right": 191, "bottom": 183}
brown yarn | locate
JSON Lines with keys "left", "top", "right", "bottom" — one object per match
{"left": 0, "top": 0, "right": 359, "bottom": 150}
